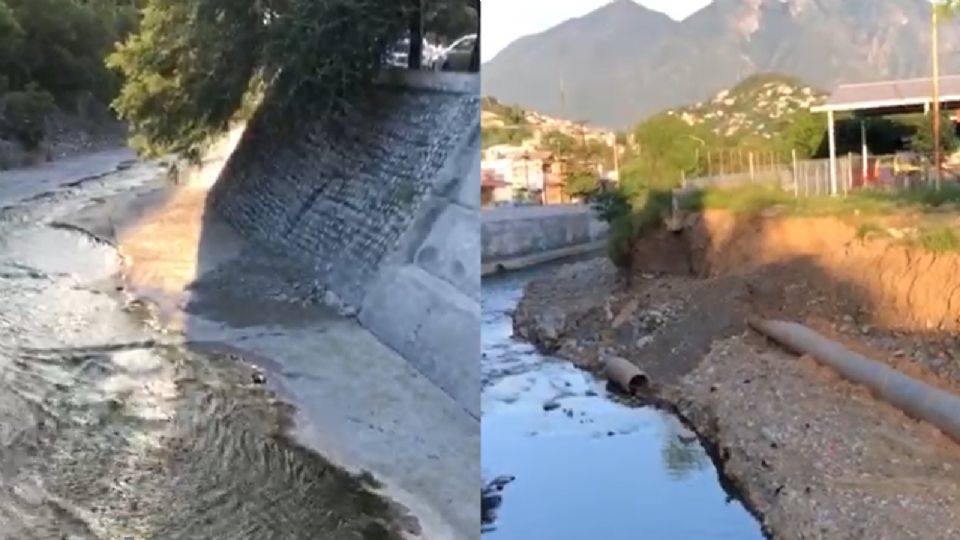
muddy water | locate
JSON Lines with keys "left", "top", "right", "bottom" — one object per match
{"left": 481, "top": 265, "right": 764, "bottom": 540}
{"left": 0, "top": 160, "right": 401, "bottom": 539}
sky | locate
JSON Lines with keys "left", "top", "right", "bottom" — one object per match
{"left": 481, "top": 0, "right": 711, "bottom": 62}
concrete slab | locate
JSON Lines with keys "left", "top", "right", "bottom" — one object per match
{"left": 360, "top": 265, "right": 480, "bottom": 418}
{"left": 415, "top": 203, "right": 480, "bottom": 300}
{"left": 185, "top": 318, "right": 479, "bottom": 540}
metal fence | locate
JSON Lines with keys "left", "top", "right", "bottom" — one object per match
{"left": 681, "top": 152, "right": 935, "bottom": 197}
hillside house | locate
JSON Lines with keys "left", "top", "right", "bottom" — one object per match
{"left": 481, "top": 169, "right": 511, "bottom": 206}
{"left": 481, "top": 148, "right": 575, "bottom": 204}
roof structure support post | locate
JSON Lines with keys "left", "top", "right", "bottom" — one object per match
{"left": 828, "top": 109, "right": 838, "bottom": 196}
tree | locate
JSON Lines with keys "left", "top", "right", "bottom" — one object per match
{"left": 629, "top": 113, "right": 714, "bottom": 187}
{"left": 0, "top": 2, "right": 23, "bottom": 71}
{"left": 779, "top": 110, "right": 824, "bottom": 159}
{"left": 3, "top": 0, "right": 129, "bottom": 104}
{"left": 424, "top": 0, "right": 476, "bottom": 41}
{"left": 0, "top": 0, "right": 139, "bottom": 148}
{"left": 909, "top": 112, "right": 958, "bottom": 159}
{"left": 109, "top": 0, "right": 415, "bottom": 158}
{"left": 541, "top": 129, "right": 576, "bottom": 155}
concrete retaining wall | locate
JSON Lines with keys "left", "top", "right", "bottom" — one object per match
{"left": 481, "top": 204, "right": 608, "bottom": 274}
{"left": 208, "top": 69, "right": 480, "bottom": 417}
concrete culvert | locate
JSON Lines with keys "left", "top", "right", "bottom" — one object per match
{"left": 604, "top": 355, "right": 650, "bottom": 394}
{"left": 749, "top": 318, "right": 960, "bottom": 445}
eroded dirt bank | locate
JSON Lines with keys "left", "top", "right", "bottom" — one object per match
{"left": 514, "top": 210, "right": 960, "bottom": 540}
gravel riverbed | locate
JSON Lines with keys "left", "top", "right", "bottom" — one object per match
{"left": 513, "top": 257, "right": 960, "bottom": 540}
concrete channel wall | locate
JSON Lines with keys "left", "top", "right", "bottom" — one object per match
{"left": 208, "top": 69, "right": 480, "bottom": 417}
{"left": 481, "top": 204, "right": 608, "bottom": 274}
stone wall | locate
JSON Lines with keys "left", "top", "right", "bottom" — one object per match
{"left": 208, "top": 69, "right": 480, "bottom": 416}
{"left": 481, "top": 204, "right": 608, "bottom": 274}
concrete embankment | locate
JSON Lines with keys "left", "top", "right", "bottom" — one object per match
{"left": 512, "top": 211, "right": 960, "bottom": 540}
{"left": 481, "top": 204, "right": 607, "bottom": 275}
{"left": 209, "top": 69, "right": 480, "bottom": 418}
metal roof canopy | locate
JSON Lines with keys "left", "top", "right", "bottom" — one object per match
{"left": 810, "top": 75, "right": 960, "bottom": 198}
{"left": 811, "top": 75, "right": 960, "bottom": 116}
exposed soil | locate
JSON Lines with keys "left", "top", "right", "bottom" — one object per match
{"left": 514, "top": 210, "right": 960, "bottom": 539}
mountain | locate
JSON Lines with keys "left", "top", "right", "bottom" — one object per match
{"left": 482, "top": 0, "right": 960, "bottom": 129}
{"left": 481, "top": 0, "right": 676, "bottom": 128}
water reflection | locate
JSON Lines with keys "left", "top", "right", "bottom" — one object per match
{"left": 481, "top": 265, "right": 763, "bottom": 540}
{"left": 662, "top": 422, "right": 711, "bottom": 481}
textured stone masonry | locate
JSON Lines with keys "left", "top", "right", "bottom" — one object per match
{"left": 208, "top": 69, "right": 480, "bottom": 415}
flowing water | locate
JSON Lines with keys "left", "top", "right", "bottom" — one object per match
{"left": 481, "top": 265, "right": 765, "bottom": 540}
{"left": 0, "top": 158, "right": 401, "bottom": 539}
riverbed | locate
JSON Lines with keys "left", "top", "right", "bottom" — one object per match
{"left": 481, "top": 265, "right": 764, "bottom": 539}
{"left": 0, "top": 154, "right": 406, "bottom": 539}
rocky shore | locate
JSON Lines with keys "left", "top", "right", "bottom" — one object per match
{"left": 513, "top": 231, "right": 960, "bottom": 539}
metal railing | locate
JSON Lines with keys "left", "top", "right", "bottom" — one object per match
{"left": 681, "top": 153, "right": 936, "bottom": 198}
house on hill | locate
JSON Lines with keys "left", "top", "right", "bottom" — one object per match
{"left": 481, "top": 147, "right": 574, "bottom": 205}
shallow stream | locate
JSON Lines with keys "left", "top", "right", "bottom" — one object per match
{"left": 481, "top": 264, "right": 764, "bottom": 539}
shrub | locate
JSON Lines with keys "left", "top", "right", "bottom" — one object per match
{"left": 587, "top": 187, "right": 673, "bottom": 268}
{"left": 0, "top": 85, "right": 55, "bottom": 148}
{"left": 917, "top": 227, "right": 960, "bottom": 252}
{"left": 606, "top": 212, "right": 635, "bottom": 267}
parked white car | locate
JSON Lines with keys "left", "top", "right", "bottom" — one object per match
{"left": 386, "top": 37, "right": 442, "bottom": 68}
{"left": 432, "top": 33, "right": 477, "bottom": 71}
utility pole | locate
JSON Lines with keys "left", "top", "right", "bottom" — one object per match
{"left": 932, "top": 2, "right": 943, "bottom": 190}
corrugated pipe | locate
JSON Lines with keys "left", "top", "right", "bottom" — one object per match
{"left": 749, "top": 318, "right": 960, "bottom": 444}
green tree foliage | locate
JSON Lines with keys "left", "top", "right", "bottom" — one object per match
{"left": 0, "top": 84, "right": 55, "bottom": 148}
{"left": 109, "top": 0, "right": 416, "bottom": 158}
{"left": 2, "top": 0, "right": 135, "bottom": 104}
{"left": 629, "top": 113, "right": 715, "bottom": 186}
{"left": 541, "top": 129, "right": 576, "bottom": 155}
{"left": 778, "top": 110, "right": 824, "bottom": 158}
{"left": 482, "top": 97, "right": 527, "bottom": 125}
{"left": 0, "top": 2, "right": 23, "bottom": 71}
{"left": 481, "top": 125, "right": 532, "bottom": 149}
{"left": 0, "top": 0, "right": 139, "bottom": 147}
{"left": 908, "top": 112, "right": 958, "bottom": 158}
{"left": 424, "top": 0, "right": 477, "bottom": 41}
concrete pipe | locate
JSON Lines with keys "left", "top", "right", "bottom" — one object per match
{"left": 603, "top": 356, "right": 649, "bottom": 395}
{"left": 749, "top": 318, "right": 960, "bottom": 444}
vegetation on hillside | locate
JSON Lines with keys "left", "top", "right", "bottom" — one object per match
{"left": 585, "top": 72, "right": 960, "bottom": 268}
{"left": 481, "top": 96, "right": 532, "bottom": 148}
{"left": 0, "top": 0, "right": 141, "bottom": 148}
